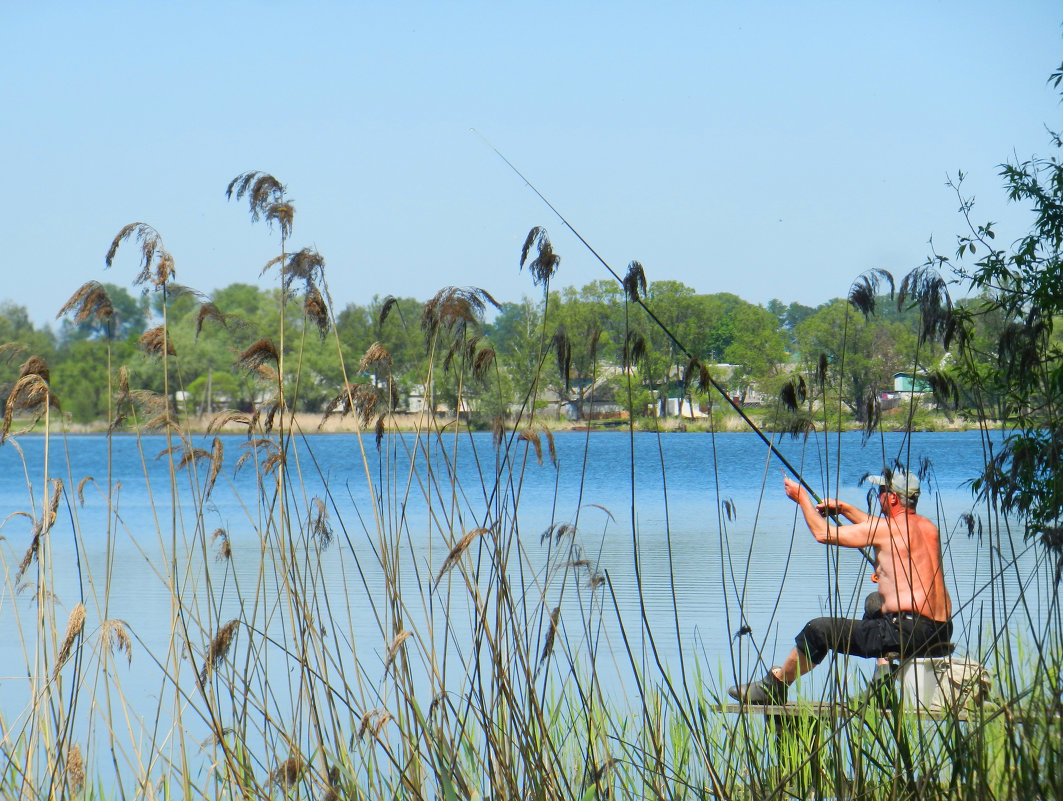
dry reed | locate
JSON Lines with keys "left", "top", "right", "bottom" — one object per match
{"left": 434, "top": 527, "right": 491, "bottom": 589}
{"left": 199, "top": 619, "right": 240, "bottom": 686}
{"left": 211, "top": 529, "right": 231, "bottom": 561}
{"left": 238, "top": 338, "right": 279, "bottom": 372}
{"left": 519, "top": 429, "right": 543, "bottom": 465}
{"left": 204, "top": 437, "right": 223, "bottom": 498}
{"left": 138, "top": 326, "right": 176, "bottom": 358}
{"left": 54, "top": 602, "right": 86, "bottom": 678}
{"left": 65, "top": 744, "right": 85, "bottom": 795}
{"left": 359, "top": 342, "right": 392, "bottom": 372}
{"left": 206, "top": 410, "right": 252, "bottom": 433}
{"left": 534, "top": 606, "right": 561, "bottom": 678}
{"left": 102, "top": 619, "right": 132, "bottom": 664}
{"left": 304, "top": 285, "right": 330, "bottom": 339}
{"left": 57, "top": 281, "right": 114, "bottom": 326}
{"left": 383, "top": 630, "right": 412, "bottom": 676}
{"left": 270, "top": 755, "right": 305, "bottom": 788}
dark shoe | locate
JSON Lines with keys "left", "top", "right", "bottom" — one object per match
{"left": 728, "top": 670, "right": 788, "bottom": 704}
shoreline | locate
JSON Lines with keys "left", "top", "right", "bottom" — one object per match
{"left": 19, "top": 410, "right": 996, "bottom": 436}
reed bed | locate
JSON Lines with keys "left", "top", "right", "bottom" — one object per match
{"left": 0, "top": 175, "right": 1059, "bottom": 801}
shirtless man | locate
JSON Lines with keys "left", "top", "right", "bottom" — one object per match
{"left": 728, "top": 468, "right": 952, "bottom": 704}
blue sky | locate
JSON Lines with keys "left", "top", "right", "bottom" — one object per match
{"left": 3, "top": 2, "right": 1061, "bottom": 326}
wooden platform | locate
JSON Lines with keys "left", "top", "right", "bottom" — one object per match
{"left": 717, "top": 701, "right": 969, "bottom": 722}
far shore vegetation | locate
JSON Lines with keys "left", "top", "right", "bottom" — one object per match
{"left": 0, "top": 273, "right": 1014, "bottom": 436}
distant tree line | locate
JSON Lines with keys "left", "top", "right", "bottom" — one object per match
{"left": 0, "top": 271, "right": 991, "bottom": 427}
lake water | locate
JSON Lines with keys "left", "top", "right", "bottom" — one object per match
{"left": 0, "top": 427, "right": 1045, "bottom": 780}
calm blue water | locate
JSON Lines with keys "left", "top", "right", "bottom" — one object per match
{"left": 0, "top": 428, "right": 1044, "bottom": 777}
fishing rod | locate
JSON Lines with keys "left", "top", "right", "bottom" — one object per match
{"left": 476, "top": 130, "right": 878, "bottom": 567}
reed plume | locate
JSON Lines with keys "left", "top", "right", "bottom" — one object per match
{"left": 815, "top": 352, "right": 829, "bottom": 387}
{"left": 110, "top": 366, "right": 133, "bottom": 430}
{"left": 204, "top": 437, "right": 223, "bottom": 498}
{"left": 130, "top": 389, "right": 176, "bottom": 431}
{"left": 357, "top": 708, "right": 392, "bottom": 741}
{"left": 16, "top": 534, "right": 39, "bottom": 584}
{"left": 235, "top": 438, "right": 279, "bottom": 474}
{"left": 54, "top": 603, "right": 86, "bottom": 678}
{"left": 65, "top": 744, "right": 85, "bottom": 795}
{"left": 848, "top": 268, "right": 894, "bottom": 318}
{"left": 899, "top": 265, "right": 953, "bottom": 345}
{"left": 442, "top": 333, "right": 480, "bottom": 373}
{"left": 375, "top": 414, "right": 386, "bottom": 450}
{"left": 534, "top": 606, "right": 562, "bottom": 678}
{"left": 860, "top": 388, "right": 881, "bottom": 443}
{"left": 779, "top": 376, "right": 808, "bottom": 412}
{"left": 268, "top": 247, "right": 325, "bottom": 296}
{"left": 434, "top": 528, "right": 491, "bottom": 589}
{"left": 76, "top": 476, "right": 92, "bottom": 505}
{"left": 304, "top": 284, "right": 330, "bottom": 339}
{"left": 102, "top": 620, "right": 132, "bottom": 664}
{"left": 2, "top": 362, "right": 59, "bottom": 444}
{"left": 138, "top": 326, "right": 175, "bottom": 358}
{"left": 540, "top": 523, "right": 575, "bottom": 544}
{"left": 622, "top": 330, "right": 647, "bottom": 369}
{"left": 162, "top": 444, "right": 210, "bottom": 470}
{"left": 359, "top": 342, "right": 392, "bottom": 372}
{"left": 270, "top": 755, "right": 304, "bottom": 788}
{"left": 520, "top": 226, "right": 561, "bottom": 286}
{"left": 250, "top": 399, "right": 282, "bottom": 436}
{"left": 421, "top": 286, "right": 499, "bottom": 346}
{"left": 18, "top": 479, "right": 63, "bottom": 581}
{"left": 106, "top": 222, "right": 174, "bottom": 288}
{"left": 206, "top": 410, "right": 252, "bottom": 433}
{"left": 43, "top": 477, "right": 62, "bottom": 535}
{"left": 683, "top": 357, "right": 712, "bottom": 396}
{"left": 57, "top": 281, "right": 114, "bottom": 327}
{"left": 623, "top": 260, "right": 647, "bottom": 302}
{"left": 238, "top": 339, "right": 279, "bottom": 373}
{"left": 227, "top": 171, "right": 293, "bottom": 238}
{"left": 519, "top": 429, "right": 543, "bottom": 465}
{"left": 383, "top": 630, "right": 412, "bottom": 676}
{"left": 194, "top": 301, "right": 240, "bottom": 341}
{"left": 260, "top": 450, "right": 285, "bottom": 476}
{"left": 783, "top": 416, "right": 816, "bottom": 439}
{"left": 320, "top": 383, "right": 379, "bottom": 428}
{"left": 199, "top": 619, "right": 239, "bottom": 686}
{"left": 542, "top": 426, "right": 557, "bottom": 464}
{"left": 211, "top": 528, "right": 231, "bottom": 561}
{"left": 309, "top": 497, "right": 333, "bottom": 549}
{"left": 378, "top": 295, "right": 398, "bottom": 327}
{"left": 472, "top": 344, "right": 495, "bottom": 381}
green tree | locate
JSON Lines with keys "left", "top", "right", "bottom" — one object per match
{"left": 940, "top": 61, "right": 1063, "bottom": 559}
{"left": 794, "top": 296, "right": 912, "bottom": 422}
{"left": 723, "top": 303, "right": 787, "bottom": 401}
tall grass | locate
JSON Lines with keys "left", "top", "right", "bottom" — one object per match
{"left": 0, "top": 180, "right": 1060, "bottom": 800}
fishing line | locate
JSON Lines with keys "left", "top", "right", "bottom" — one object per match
{"left": 473, "top": 131, "right": 874, "bottom": 545}
{"left": 475, "top": 131, "right": 882, "bottom": 573}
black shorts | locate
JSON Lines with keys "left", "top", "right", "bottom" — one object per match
{"left": 794, "top": 611, "right": 952, "bottom": 665}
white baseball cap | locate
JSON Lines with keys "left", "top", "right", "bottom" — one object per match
{"left": 868, "top": 469, "right": 920, "bottom": 500}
